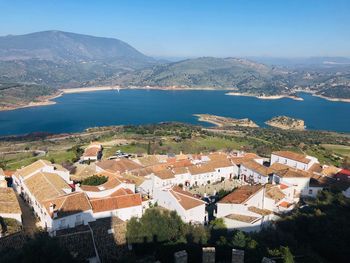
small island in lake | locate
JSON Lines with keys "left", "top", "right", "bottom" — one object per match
{"left": 265, "top": 116, "right": 305, "bottom": 130}
{"left": 195, "top": 114, "right": 259, "bottom": 128}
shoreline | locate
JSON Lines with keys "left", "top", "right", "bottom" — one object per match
{"left": 0, "top": 92, "right": 63, "bottom": 112}
{"left": 1, "top": 85, "right": 350, "bottom": 112}
{"left": 225, "top": 92, "right": 304, "bottom": 101}
{"left": 311, "top": 94, "right": 350, "bottom": 103}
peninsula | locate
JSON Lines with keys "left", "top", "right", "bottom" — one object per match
{"left": 195, "top": 114, "right": 259, "bottom": 128}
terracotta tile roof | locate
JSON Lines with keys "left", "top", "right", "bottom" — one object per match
{"left": 322, "top": 166, "right": 341, "bottom": 176}
{"left": 280, "top": 183, "right": 290, "bottom": 190}
{"left": 248, "top": 206, "right": 272, "bottom": 216}
{"left": 96, "top": 159, "right": 142, "bottom": 174}
{"left": 109, "top": 188, "right": 134, "bottom": 197}
{"left": 265, "top": 185, "right": 285, "bottom": 202}
{"left": 83, "top": 147, "right": 101, "bottom": 158}
{"left": 43, "top": 192, "right": 92, "bottom": 219}
{"left": 24, "top": 172, "right": 70, "bottom": 203}
{"left": 3, "top": 170, "right": 14, "bottom": 177}
{"left": 278, "top": 201, "right": 292, "bottom": 208}
{"left": 136, "top": 155, "right": 160, "bottom": 166}
{"left": 275, "top": 168, "right": 312, "bottom": 178}
{"left": 209, "top": 158, "right": 234, "bottom": 169}
{"left": 270, "top": 163, "right": 313, "bottom": 178}
{"left": 16, "top": 159, "right": 52, "bottom": 178}
{"left": 173, "top": 167, "right": 188, "bottom": 175}
{"left": 272, "top": 151, "right": 311, "bottom": 164}
{"left": 225, "top": 213, "right": 260, "bottom": 223}
{"left": 90, "top": 193, "right": 142, "bottom": 213}
{"left": 169, "top": 186, "right": 206, "bottom": 210}
{"left": 188, "top": 164, "right": 215, "bottom": 175}
{"left": 309, "top": 175, "right": 350, "bottom": 191}
{"left": 0, "top": 188, "right": 22, "bottom": 214}
{"left": 218, "top": 185, "right": 263, "bottom": 204}
{"left": 130, "top": 167, "right": 153, "bottom": 177}
{"left": 153, "top": 169, "right": 175, "bottom": 179}
{"left": 309, "top": 163, "right": 323, "bottom": 174}
{"left": 79, "top": 172, "right": 122, "bottom": 192}
{"left": 230, "top": 157, "right": 256, "bottom": 166}
{"left": 70, "top": 165, "right": 97, "bottom": 181}
{"left": 241, "top": 160, "right": 270, "bottom": 177}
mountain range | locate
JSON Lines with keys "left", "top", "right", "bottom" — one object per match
{"left": 0, "top": 30, "right": 350, "bottom": 109}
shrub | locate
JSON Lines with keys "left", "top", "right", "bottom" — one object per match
{"left": 81, "top": 175, "right": 108, "bottom": 186}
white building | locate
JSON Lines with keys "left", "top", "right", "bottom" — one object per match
{"left": 11, "top": 160, "right": 143, "bottom": 235}
{"left": 153, "top": 186, "right": 207, "bottom": 224}
{"left": 271, "top": 151, "right": 319, "bottom": 171}
{"left": 90, "top": 188, "right": 143, "bottom": 221}
{"left": 81, "top": 142, "right": 103, "bottom": 162}
{"left": 216, "top": 184, "right": 294, "bottom": 232}
{"left": 240, "top": 160, "right": 271, "bottom": 185}
{"left": 270, "top": 162, "right": 313, "bottom": 198}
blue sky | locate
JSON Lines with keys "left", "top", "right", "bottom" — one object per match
{"left": 0, "top": 0, "right": 349, "bottom": 57}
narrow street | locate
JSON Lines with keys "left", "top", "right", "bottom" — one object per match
{"left": 16, "top": 195, "right": 38, "bottom": 236}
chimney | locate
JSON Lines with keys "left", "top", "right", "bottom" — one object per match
{"left": 174, "top": 250, "right": 187, "bottom": 263}
{"left": 49, "top": 203, "right": 58, "bottom": 218}
{"left": 202, "top": 247, "right": 215, "bottom": 263}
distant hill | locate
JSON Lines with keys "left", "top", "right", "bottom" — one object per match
{"left": 113, "top": 57, "right": 293, "bottom": 94}
{"left": 0, "top": 30, "right": 153, "bottom": 63}
{"left": 0, "top": 31, "right": 156, "bottom": 88}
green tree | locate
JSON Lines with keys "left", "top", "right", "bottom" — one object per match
{"left": 209, "top": 218, "right": 226, "bottom": 230}
{"left": 232, "top": 231, "right": 246, "bottom": 248}
{"left": 280, "top": 246, "right": 294, "bottom": 263}
{"left": 126, "top": 209, "right": 186, "bottom": 244}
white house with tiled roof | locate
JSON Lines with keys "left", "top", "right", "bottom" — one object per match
{"left": 240, "top": 160, "right": 271, "bottom": 185}
{"left": 271, "top": 151, "right": 319, "bottom": 171}
{"left": 90, "top": 188, "right": 142, "bottom": 221}
{"left": 270, "top": 162, "right": 313, "bottom": 198}
{"left": 12, "top": 160, "right": 143, "bottom": 235}
{"left": 153, "top": 186, "right": 207, "bottom": 224}
{"left": 216, "top": 184, "right": 294, "bottom": 232}
{"left": 81, "top": 142, "right": 103, "bottom": 162}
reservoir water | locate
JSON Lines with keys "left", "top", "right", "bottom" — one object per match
{"left": 0, "top": 90, "right": 349, "bottom": 136}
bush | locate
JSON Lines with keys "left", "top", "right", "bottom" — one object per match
{"left": 81, "top": 175, "right": 108, "bottom": 186}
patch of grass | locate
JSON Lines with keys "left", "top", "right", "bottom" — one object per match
{"left": 321, "top": 144, "right": 350, "bottom": 157}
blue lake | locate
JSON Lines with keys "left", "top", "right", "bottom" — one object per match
{"left": 0, "top": 90, "right": 349, "bottom": 136}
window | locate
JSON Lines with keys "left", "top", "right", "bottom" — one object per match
{"left": 309, "top": 189, "right": 313, "bottom": 195}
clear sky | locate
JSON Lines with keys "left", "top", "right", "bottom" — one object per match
{"left": 0, "top": 0, "right": 349, "bottom": 58}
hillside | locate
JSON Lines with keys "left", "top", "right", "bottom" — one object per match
{"left": 113, "top": 57, "right": 295, "bottom": 95}
{"left": 0, "top": 31, "right": 156, "bottom": 88}
{"left": 0, "top": 31, "right": 349, "bottom": 108}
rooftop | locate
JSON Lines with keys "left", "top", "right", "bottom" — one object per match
{"left": 241, "top": 160, "right": 270, "bottom": 176}
{"left": 43, "top": 192, "right": 92, "bottom": 219}
{"left": 218, "top": 185, "right": 263, "bottom": 204}
{"left": 225, "top": 213, "right": 260, "bottom": 224}
{"left": 272, "top": 151, "right": 311, "bottom": 164}
{"left": 0, "top": 188, "right": 22, "bottom": 214}
{"left": 90, "top": 193, "right": 142, "bottom": 213}
{"left": 16, "top": 159, "right": 52, "bottom": 179}
{"left": 96, "top": 159, "right": 143, "bottom": 174}
{"left": 24, "top": 172, "right": 71, "bottom": 203}
{"left": 169, "top": 186, "right": 206, "bottom": 210}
